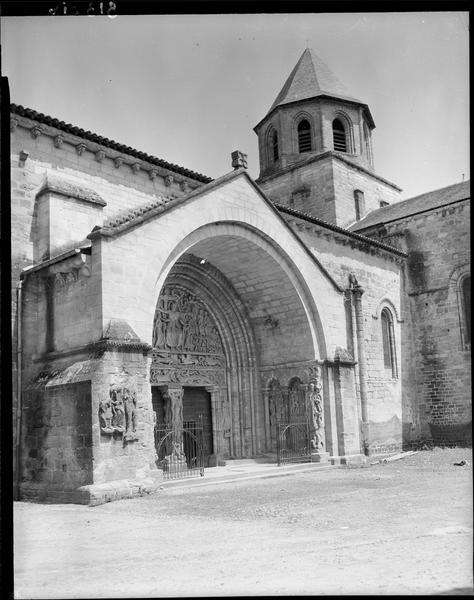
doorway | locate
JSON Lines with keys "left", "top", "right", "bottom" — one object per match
{"left": 183, "top": 387, "right": 213, "bottom": 466}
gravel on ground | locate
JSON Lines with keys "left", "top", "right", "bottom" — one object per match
{"left": 14, "top": 447, "right": 473, "bottom": 598}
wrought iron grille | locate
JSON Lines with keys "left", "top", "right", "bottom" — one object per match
{"left": 154, "top": 419, "right": 205, "bottom": 480}
{"left": 276, "top": 421, "right": 312, "bottom": 466}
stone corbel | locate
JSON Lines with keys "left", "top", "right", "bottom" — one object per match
{"left": 179, "top": 180, "right": 188, "bottom": 192}
{"left": 95, "top": 150, "right": 106, "bottom": 162}
{"left": 131, "top": 163, "right": 141, "bottom": 174}
{"left": 30, "top": 125, "right": 43, "bottom": 139}
{"left": 10, "top": 117, "right": 19, "bottom": 132}
{"left": 164, "top": 175, "right": 174, "bottom": 187}
{"left": 149, "top": 169, "right": 158, "bottom": 181}
{"left": 114, "top": 156, "right": 124, "bottom": 169}
{"left": 76, "top": 143, "right": 87, "bottom": 156}
{"left": 54, "top": 134, "right": 64, "bottom": 149}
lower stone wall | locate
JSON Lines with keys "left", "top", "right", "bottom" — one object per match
{"left": 20, "top": 381, "right": 93, "bottom": 499}
{"left": 365, "top": 415, "right": 403, "bottom": 456}
{"left": 428, "top": 422, "right": 472, "bottom": 446}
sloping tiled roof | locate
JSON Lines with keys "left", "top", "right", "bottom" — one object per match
{"left": 269, "top": 48, "right": 360, "bottom": 114}
{"left": 274, "top": 203, "right": 406, "bottom": 257}
{"left": 350, "top": 180, "right": 471, "bottom": 232}
{"left": 11, "top": 104, "right": 213, "bottom": 184}
{"left": 102, "top": 195, "right": 176, "bottom": 230}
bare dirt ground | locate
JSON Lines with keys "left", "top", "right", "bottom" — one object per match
{"left": 14, "top": 447, "right": 473, "bottom": 598}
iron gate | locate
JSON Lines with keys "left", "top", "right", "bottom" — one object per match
{"left": 154, "top": 419, "right": 205, "bottom": 480}
{"left": 276, "top": 421, "right": 312, "bottom": 466}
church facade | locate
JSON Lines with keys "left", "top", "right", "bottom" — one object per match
{"left": 10, "top": 49, "right": 470, "bottom": 504}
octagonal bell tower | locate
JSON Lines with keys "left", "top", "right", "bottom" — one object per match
{"left": 254, "top": 49, "right": 401, "bottom": 228}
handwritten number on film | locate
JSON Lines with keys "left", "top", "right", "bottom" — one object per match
{"left": 49, "top": 2, "right": 117, "bottom": 16}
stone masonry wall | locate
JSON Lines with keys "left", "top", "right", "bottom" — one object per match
{"left": 292, "top": 220, "right": 404, "bottom": 453}
{"left": 21, "top": 381, "right": 93, "bottom": 502}
{"left": 258, "top": 154, "right": 400, "bottom": 228}
{"left": 332, "top": 159, "right": 401, "bottom": 227}
{"left": 374, "top": 200, "right": 471, "bottom": 446}
{"left": 11, "top": 120, "right": 204, "bottom": 423}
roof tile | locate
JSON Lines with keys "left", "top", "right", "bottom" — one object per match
{"left": 350, "top": 180, "right": 470, "bottom": 232}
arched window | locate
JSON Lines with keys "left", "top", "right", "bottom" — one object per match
{"left": 272, "top": 130, "right": 279, "bottom": 162}
{"left": 297, "top": 120, "right": 312, "bottom": 153}
{"left": 381, "top": 308, "right": 397, "bottom": 377}
{"left": 332, "top": 118, "right": 347, "bottom": 152}
{"left": 462, "top": 275, "right": 470, "bottom": 344}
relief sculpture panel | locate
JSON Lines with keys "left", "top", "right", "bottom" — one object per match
{"left": 153, "top": 285, "right": 223, "bottom": 354}
{"left": 151, "top": 285, "right": 226, "bottom": 387}
{"left": 99, "top": 383, "right": 138, "bottom": 442}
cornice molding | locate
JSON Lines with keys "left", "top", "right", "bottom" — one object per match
{"left": 11, "top": 113, "right": 203, "bottom": 191}
{"left": 277, "top": 205, "right": 406, "bottom": 263}
{"left": 256, "top": 150, "right": 401, "bottom": 192}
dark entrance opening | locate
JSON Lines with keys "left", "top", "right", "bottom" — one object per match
{"left": 183, "top": 387, "right": 213, "bottom": 466}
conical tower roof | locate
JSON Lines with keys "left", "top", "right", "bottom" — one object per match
{"left": 267, "top": 48, "right": 364, "bottom": 114}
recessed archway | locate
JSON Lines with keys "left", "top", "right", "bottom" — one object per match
{"left": 149, "top": 224, "right": 327, "bottom": 460}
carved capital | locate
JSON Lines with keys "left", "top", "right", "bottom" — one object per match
{"left": 114, "top": 156, "right": 124, "bottom": 168}
{"left": 164, "top": 175, "right": 174, "bottom": 187}
{"left": 76, "top": 143, "right": 87, "bottom": 156}
{"left": 53, "top": 134, "right": 64, "bottom": 148}
{"left": 95, "top": 149, "right": 106, "bottom": 162}
{"left": 30, "top": 125, "right": 43, "bottom": 139}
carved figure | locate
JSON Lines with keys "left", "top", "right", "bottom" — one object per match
{"left": 110, "top": 387, "right": 125, "bottom": 433}
{"left": 98, "top": 399, "right": 114, "bottom": 434}
{"left": 308, "top": 378, "right": 324, "bottom": 450}
{"left": 123, "top": 387, "right": 137, "bottom": 439}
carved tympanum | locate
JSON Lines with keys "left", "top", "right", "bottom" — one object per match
{"left": 153, "top": 285, "right": 223, "bottom": 354}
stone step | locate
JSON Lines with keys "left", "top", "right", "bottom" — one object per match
{"left": 157, "top": 460, "right": 335, "bottom": 491}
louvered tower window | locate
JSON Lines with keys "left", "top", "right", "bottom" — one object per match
{"left": 332, "top": 118, "right": 347, "bottom": 152}
{"left": 272, "top": 130, "right": 279, "bottom": 162}
{"left": 297, "top": 120, "right": 312, "bottom": 153}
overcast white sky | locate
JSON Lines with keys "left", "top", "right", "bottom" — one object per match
{"left": 1, "top": 12, "right": 469, "bottom": 199}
